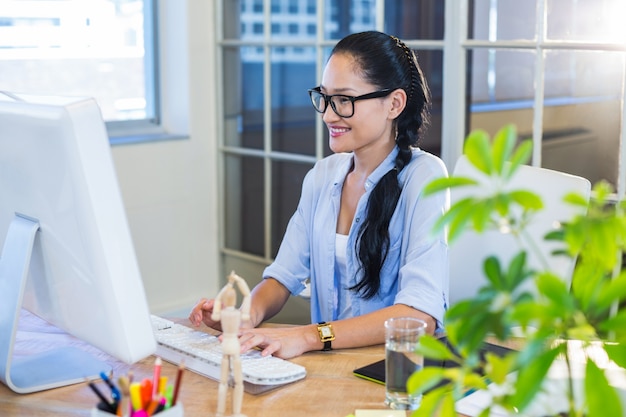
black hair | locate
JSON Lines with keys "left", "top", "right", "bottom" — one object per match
{"left": 330, "top": 31, "right": 431, "bottom": 299}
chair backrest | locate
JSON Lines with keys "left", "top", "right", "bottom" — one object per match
{"left": 448, "top": 155, "right": 592, "bottom": 306}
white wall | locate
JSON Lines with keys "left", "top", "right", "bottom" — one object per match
{"left": 110, "top": 1, "right": 220, "bottom": 315}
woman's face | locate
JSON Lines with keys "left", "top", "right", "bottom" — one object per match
{"left": 320, "top": 53, "right": 399, "bottom": 155}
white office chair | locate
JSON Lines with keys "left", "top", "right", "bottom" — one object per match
{"left": 448, "top": 155, "right": 592, "bottom": 306}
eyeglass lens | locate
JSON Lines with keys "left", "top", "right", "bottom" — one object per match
{"left": 309, "top": 90, "right": 354, "bottom": 118}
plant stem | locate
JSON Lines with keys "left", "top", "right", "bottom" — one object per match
{"left": 563, "top": 344, "right": 578, "bottom": 417}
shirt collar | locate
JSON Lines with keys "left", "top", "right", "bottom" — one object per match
{"left": 331, "top": 146, "right": 400, "bottom": 191}
{"left": 363, "top": 146, "right": 399, "bottom": 191}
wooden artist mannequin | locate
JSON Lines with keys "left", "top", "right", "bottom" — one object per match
{"left": 211, "top": 271, "right": 251, "bottom": 417}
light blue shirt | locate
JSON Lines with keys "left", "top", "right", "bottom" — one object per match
{"left": 262, "top": 146, "right": 450, "bottom": 330}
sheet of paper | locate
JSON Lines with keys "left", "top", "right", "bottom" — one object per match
{"left": 354, "top": 409, "right": 408, "bottom": 417}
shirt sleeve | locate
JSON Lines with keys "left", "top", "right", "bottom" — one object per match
{"left": 261, "top": 168, "right": 315, "bottom": 296}
{"left": 393, "top": 153, "right": 450, "bottom": 331}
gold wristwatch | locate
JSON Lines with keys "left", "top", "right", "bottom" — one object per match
{"left": 316, "top": 322, "right": 335, "bottom": 351}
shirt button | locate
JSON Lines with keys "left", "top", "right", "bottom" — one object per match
{"left": 355, "top": 217, "right": 360, "bottom": 222}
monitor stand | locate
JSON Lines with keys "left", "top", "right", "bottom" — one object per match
{"left": 0, "top": 214, "right": 110, "bottom": 393}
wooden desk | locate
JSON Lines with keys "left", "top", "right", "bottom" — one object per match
{"left": 0, "top": 312, "right": 396, "bottom": 417}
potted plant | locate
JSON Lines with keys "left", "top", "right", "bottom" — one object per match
{"left": 409, "top": 124, "right": 626, "bottom": 417}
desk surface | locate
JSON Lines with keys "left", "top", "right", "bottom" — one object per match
{"left": 0, "top": 312, "right": 399, "bottom": 417}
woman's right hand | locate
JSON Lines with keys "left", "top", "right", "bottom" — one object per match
{"left": 188, "top": 298, "right": 222, "bottom": 330}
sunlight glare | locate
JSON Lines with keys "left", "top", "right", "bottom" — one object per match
{"left": 603, "top": 1, "right": 626, "bottom": 45}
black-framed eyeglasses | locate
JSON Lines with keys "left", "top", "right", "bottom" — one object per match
{"left": 307, "top": 87, "right": 394, "bottom": 118}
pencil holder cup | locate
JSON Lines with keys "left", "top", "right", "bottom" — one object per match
{"left": 91, "top": 403, "right": 184, "bottom": 417}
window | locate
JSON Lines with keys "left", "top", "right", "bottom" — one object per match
{"left": 465, "top": 0, "right": 626, "bottom": 189}
{"left": 218, "top": 0, "right": 625, "bottom": 323}
{"left": 0, "top": 0, "right": 160, "bottom": 138}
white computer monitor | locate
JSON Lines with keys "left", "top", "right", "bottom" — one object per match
{"left": 0, "top": 91, "right": 156, "bottom": 393}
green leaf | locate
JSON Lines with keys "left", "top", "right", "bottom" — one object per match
{"left": 585, "top": 360, "right": 623, "bottom": 417}
{"left": 447, "top": 199, "right": 480, "bottom": 243}
{"left": 594, "top": 273, "right": 626, "bottom": 312}
{"left": 563, "top": 191, "right": 591, "bottom": 208}
{"left": 600, "top": 309, "right": 626, "bottom": 333}
{"left": 423, "top": 176, "right": 478, "bottom": 196}
{"left": 407, "top": 366, "right": 447, "bottom": 395}
{"left": 461, "top": 371, "right": 489, "bottom": 391}
{"left": 572, "top": 263, "right": 606, "bottom": 309}
{"left": 410, "top": 385, "right": 450, "bottom": 417}
{"left": 508, "top": 300, "right": 543, "bottom": 329}
{"left": 431, "top": 197, "right": 475, "bottom": 242}
{"left": 604, "top": 342, "right": 626, "bottom": 369}
{"left": 471, "top": 200, "right": 495, "bottom": 233}
{"left": 484, "top": 351, "right": 517, "bottom": 385}
{"left": 492, "top": 124, "right": 517, "bottom": 175}
{"left": 483, "top": 256, "right": 504, "bottom": 290}
{"left": 509, "top": 190, "right": 543, "bottom": 211}
{"left": 464, "top": 129, "right": 493, "bottom": 175}
{"left": 416, "top": 335, "right": 460, "bottom": 361}
{"left": 535, "top": 272, "right": 573, "bottom": 309}
{"left": 493, "top": 193, "right": 511, "bottom": 217}
{"left": 438, "top": 392, "right": 456, "bottom": 417}
{"left": 477, "top": 408, "right": 491, "bottom": 417}
{"left": 505, "top": 251, "right": 529, "bottom": 290}
{"left": 503, "top": 140, "right": 533, "bottom": 180}
{"left": 444, "top": 311, "right": 492, "bottom": 355}
{"left": 511, "top": 346, "right": 561, "bottom": 411}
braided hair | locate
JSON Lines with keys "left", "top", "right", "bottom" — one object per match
{"left": 330, "top": 31, "right": 431, "bottom": 299}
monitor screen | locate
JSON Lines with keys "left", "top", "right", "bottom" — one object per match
{"left": 0, "top": 92, "right": 156, "bottom": 393}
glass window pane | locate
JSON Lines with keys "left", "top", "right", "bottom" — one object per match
{"left": 417, "top": 49, "right": 444, "bottom": 156}
{"left": 545, "top": 50, "right": 624, "bottom": 99}
{"left": 270, "top": 0, "right": 317, "bottom": 40}
{"left": 224, "top": 154, "right": 265, "bottom": 256}
{"left": 493, "top": 50, "right": 535, "bottom": 102}
{"left": 270, "top": 47, "right": 317, "bottom": 155}
{"left": 470, "top": 49, "right": 535, "bottom": 105}
{"left": 224, "top": 46, "right": 265, "bottom": 150}
{"left": 471, "top": 0, "right": 536, "bottom": 41}
{"left": 0, "top": 0, "right": 154, "bottom": 123}
{"left": 325, "top": 0, "right": 377, "bottom": 40}
{"left": 469, "top": 48, "right": 537, "bottom": 164}
{"left": 224, "top": 0, "right": 241, "bottom": 39}
{"left": 271, "top": 160, "right": 313, "bottom": 257}
{"left": 542, "top": 50, "right": 625, "bottom": 187}
{"left": 547, "top": 0, "right": 626, "bottom": 43}
{"left": 384, "top": 0, "right": 444, "bottom": 40}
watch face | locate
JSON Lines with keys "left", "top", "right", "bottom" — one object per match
{"left": 320, "top": 326, "right": 332, "bottom": 338}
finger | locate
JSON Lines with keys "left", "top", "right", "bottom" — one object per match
{"left": 260, "top": 341, "right": 281, "bottom": 357}
{"left": 189, "top": 298, "right": 209, "bottom": 325}
{"left": 193, "top": 297, "right": 208, "bottom": 309}
{"left": 238, "top": 332, "right": 264, "bottom": 353}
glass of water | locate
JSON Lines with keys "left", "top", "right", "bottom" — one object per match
{"left": 384, "top": 317, "right": 427, "bottom": 410}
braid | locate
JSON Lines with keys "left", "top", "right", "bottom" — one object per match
{"left": 331, "top": 31, "right": 430, "bottom": 299}
{"left": 390, "top": 36, "right": 417, "bottom": 102}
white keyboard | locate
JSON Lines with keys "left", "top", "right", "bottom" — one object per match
{"left": 150, "top": 315, "right": 307, "bottom": 394}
